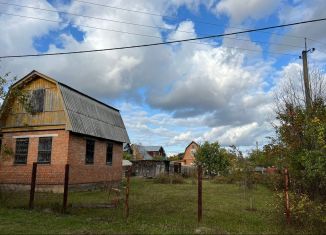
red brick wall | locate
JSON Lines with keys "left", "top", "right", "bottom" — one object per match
{"left": 0, "top": 130, "right": 69, "bottom": 185}
{"left": 0, "top": 130, "right": 123, "bottom": 186}
{"left": 182, "top": 142, "right": 199, "bottom": 165}
{"left": 68, "top": 133, "right": 122, "bottom": 185}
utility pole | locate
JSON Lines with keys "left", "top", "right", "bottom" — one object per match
{"left": 300, "top": 38, "right": 315, "bottom": 110}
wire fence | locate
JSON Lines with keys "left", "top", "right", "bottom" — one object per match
{"left": 0, "top": 162, "right": 290, "bottom": 228}
{"left": 0, "top": 163, "right": 131, "bottom": 214}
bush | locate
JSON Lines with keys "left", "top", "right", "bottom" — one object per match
{"left": 253, "top": 173, "right": 283, "bottom": 191}
{"left": 212, "top": 176, "right": 234, "bottom": 184}
{"left": 154, "top": 174, "right": 185, "bottom": 184}
{"left": 271, "top": 192, "right": 326, "bottom": 232}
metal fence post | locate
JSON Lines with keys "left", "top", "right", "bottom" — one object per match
{"left": 29, "top": 162, "right": 37, "bottom": 209}
{"left": 63, "top": 164, "right": 70, "bottom": 213}
{"left": 284, "top": 167, "right": 290, "bottom": 225}
{"left": 198, "top": 164, "right": 202, "bottom": 223}
{"left": 125, "top": 166, "right": 131, "bottom": 218}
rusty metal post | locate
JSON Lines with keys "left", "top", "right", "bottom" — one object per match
{"left": 284, "top": 168, "right": 290, "bottom": 225}
{"left": 29, "top": 162, "right": 37, "bottom": 209}
{"left": 125, "top": 166, "right": 131, "bottom": 218}
{"left": 198, "top": 164, "right": 202, "bottom": 223}
{"left": 62, "top": 164, "right": 70, "bottom": 213}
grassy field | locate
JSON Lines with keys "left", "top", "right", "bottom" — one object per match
{"left": 0, "top": 178, "right": 318, "bottom": 234}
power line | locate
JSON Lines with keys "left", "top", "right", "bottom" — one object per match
{"left": 1, "top": 17, "right": 325, "bottom": 59}
{"left": 0, "top": 12, "right": 162, "bottom": 39}
{"left": 307, "top": 38, "right": 326, "bottom": 47}
{"left": 0, "top": 2, "right": 305, "bottom": 50}
{"left": 0, "top": 2, "right": 180, "bottom": 33}
{"left": 71, "top": 0, "right": 308, "bottom": 40}
{"left": 0, "top": 10, "right": 304, "bottom": 52}
{"left": 0, "top": 11, "right": 300, "bottom": 57}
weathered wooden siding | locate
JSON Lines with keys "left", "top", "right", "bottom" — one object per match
{"left": 1, "top": 77, "right": 67, "bottom": 130}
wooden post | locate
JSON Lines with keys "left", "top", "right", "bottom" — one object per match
{"left": 29, "top": 162, "right": 37, "bottom": 209}
{"left": 284, "top": 168, "right": 290, "bottom": 225}
{"left": 198, "top": 164, "right": 202, "bottom": 223}
{"left": 62, "top": 164, "right": 70, "bottom": 213}
{"left": 125, "top": 166, "right": 131, "bottom": 218}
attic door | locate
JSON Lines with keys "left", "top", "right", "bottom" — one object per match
{"left": 30, "top": 89, "right": 45, "bottom": 113}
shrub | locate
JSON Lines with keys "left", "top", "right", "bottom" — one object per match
{"left": 212, "top": 176, "right": 233, "bottom": 184}
{"left": 154, "top": 174, "right": 185, "bottom": 184}
{"left": 271, "top": 192, "right": 326, "bottom": 232}
{"left": 259, "top": 173, "right": 283, "bottom": 191}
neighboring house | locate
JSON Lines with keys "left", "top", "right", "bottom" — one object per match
{"left": 131, "top": 160, "right": 169, "bottom": 178}
{"left": 123, "top": 143, "right": 133, "bottom": 155}
{"left": 265, "top": 166, "right": 278, "bottom": 174}
{"left": 182, "top": 141, "right": 199, "bottom": 165}
{"left": 0, "top": 70, "right": 130, "bottom": 191}
{"left": 254, "top": 166, "right": 266, "bottom": 174}
{"left": 254, "top": 166, "right": 278, "bottom": 174}
{"left": 131, "top": 145, "right": 166, "bottom": 160}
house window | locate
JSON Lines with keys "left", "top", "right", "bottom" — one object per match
{"left": 86, "top": 139, "right": 95, "bottom": 164}
{"left": 14, "top": 138, "right": 29, "bottom": 164}
{"left": 37, "top": 137, "right": 52, "bottom": 164}
{"left": 106, "top": 142, "right": 113, "bottom": 165}
{"left": 30, "top": 89, "right": 45, "bottom": 113}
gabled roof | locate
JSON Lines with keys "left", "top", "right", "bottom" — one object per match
{"left": 58, "top": 83, "right": 129, "bottom": 143}
{"left": 133, "top": 145, "right": 166, "bottom": 160}
{"left": 185, "top": 141, "right": 199, "bottom": 151}
{"left": 134, "top": 145, "right": 153, "bottom": 160}
{"left": 4, "top": 70, "right": 130, "bottom": 143}
{"left": 144, "top": 146, "right": 163, "bottom": 152}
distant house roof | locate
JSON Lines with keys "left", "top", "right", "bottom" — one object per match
{"left": 7, "top": 70, "right": 130, "bottom": 143}
{"left": 144, "top": 146, "right": 163, "bottom": 152}
{"left": 122, "top": 160, "right": 132, "bottom": 166}
{"left": 254, "top": 166, "right": 266, "bottom": 172}
{"left": 184, "top": 141, "right": 199, "bottom": 151}
{"left": 123, "top": 143, "right": 131, "bottom": 151}
{"left": 135, "top": 145, "right": 153, "bottom": 160}
{"left": 133, "top": 145, "right": 166, "bottom": 160}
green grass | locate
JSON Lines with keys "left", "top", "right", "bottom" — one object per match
{"left": 0, "top": 178, "right": 320, "bottom": 234}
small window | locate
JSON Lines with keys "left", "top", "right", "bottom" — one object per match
{"left": 86, "top": 139, "right": 95, "bottom": 164}
{"left": 15, "top": 138, "right": 29, "bottom": 164}
{"left": 38, "top": 137, "right": 52, "bottom": 164}
{"left": 106, "top": 142, "right": 113, "bottom": 165}
{"left": 30, "top": 89, "right": 45, "bottom": 113}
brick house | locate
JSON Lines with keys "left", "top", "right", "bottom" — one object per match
{"left": 0, "top": 70, "right": 130, "bottom": 191}
{"left": 182, "top": 141, "right": 199, "bottom": 165}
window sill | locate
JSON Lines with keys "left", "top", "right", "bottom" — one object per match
{"left": 13, "top": 163, "right": 27, "bottom": 166}
{"left": 106, "top": 163, "right": 113, "bottom": 166}
{"left": 37, "top": 162, "right": 51, "bottom": 165}
{"left": 85, "top": 163, "right": 94, "bottom": 165}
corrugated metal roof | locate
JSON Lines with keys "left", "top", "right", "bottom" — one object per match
{"left": 144, "top": 146, "right": 163, "bottom": 152}
{"left": 134, "top": 145, "right": 153, "bottom": 160}
{"left": 58, "top": 83, "right": 130, "bottom": 143}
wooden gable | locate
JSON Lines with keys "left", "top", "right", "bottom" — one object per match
{"left": 0, "top": 73, "right": 68, "bottom": 132}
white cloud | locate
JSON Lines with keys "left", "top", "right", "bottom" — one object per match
{"left": 1, "top": 0, "right": 324, "bottom": 155}
{"left": 214, "top": 0, "right": 281, "bottom": 24}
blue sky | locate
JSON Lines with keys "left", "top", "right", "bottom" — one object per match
{"left": 0, "top": 0, "right": 325, "bottom": 155}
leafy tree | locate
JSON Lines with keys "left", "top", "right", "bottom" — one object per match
{"left": 0, "top": 71, "right": 31, "bottom": 114}
{"left": 195, "top": 141, "right": 230, "bottom": 176}
{"left": 168, "top": 153, "right": 184, "bottom": 161}
{"left": 0, "top": 68, "right": 32, "bottom": 161}
{"left": 123, "top": 152, "right": 132, "bottom": 160}
{"left": 272, "top": 67, "right": 326, "bottom": 198}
